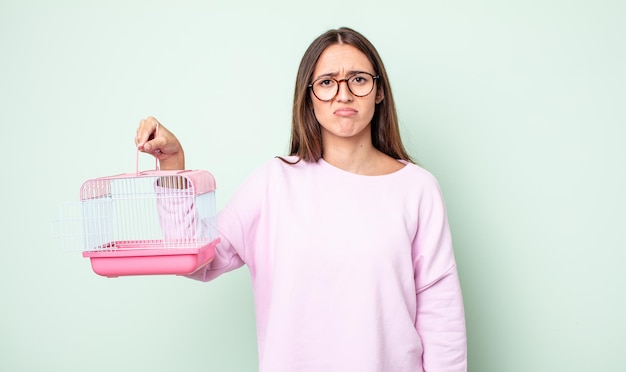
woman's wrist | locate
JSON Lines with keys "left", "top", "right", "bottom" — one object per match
{"left": 159, "top": 150, "right": 185, "bottom": 170}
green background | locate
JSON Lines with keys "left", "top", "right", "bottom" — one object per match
{"left": 1, "top": 1, "right": 624, "bottom": 371}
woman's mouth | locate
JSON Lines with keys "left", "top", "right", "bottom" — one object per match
{"left": 333, "top": 108, "right": 358, "bottom": 117}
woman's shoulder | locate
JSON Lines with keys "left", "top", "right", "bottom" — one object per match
{"left": 402, "top": 161, "right": 437, "bottom": 179}
{"left": 397, "top": 161, "right": 443, "bottom": 192}
{"left": 246, "top": 156, "right": 308, "bottom": 179}
{"left": 262, "top": 156, "right": 306, "bottom": 171}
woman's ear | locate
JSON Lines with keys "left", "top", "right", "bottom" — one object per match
{"left": 375, "top": 88, "right": 384, "bottom": 104}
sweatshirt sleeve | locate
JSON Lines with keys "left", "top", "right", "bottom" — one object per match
{"left": 185, "top": 205, "right": 246, "bottom": 281}
{"left": 153, "top": 181, "right": 245, "bottom": 282}
{"left": 413, "top": 175, "right": 467, "bottom": 372}
{"left": 187, "top": 163, "right": 268, "bottom": 282}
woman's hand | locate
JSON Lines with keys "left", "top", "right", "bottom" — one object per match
{"left": 135, "top": 116, "right": 185, "bottom": 170}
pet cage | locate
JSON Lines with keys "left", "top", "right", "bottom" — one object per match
{"left": 55, "top": 167, "right": 219, "bottom": 277}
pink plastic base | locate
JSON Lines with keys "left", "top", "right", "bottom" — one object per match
{"left": 82, "top": 239, "right": 219, "bottom": 278}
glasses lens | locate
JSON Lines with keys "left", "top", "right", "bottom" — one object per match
{"left": 312, "top": 78, "right": 338, "bottom": 101}
{"left": 348, "top": 73, "right": 375, "bottom": 97}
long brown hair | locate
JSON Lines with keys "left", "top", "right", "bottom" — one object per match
{"left": 287, "top": 27, "right": 413, "bottom": 163}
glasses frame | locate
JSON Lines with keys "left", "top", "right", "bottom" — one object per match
{"left": 308, "top": 72, "right": 380, "bottom": 102}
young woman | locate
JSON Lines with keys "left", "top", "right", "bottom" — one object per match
{"left": 136, "top": 27, "right": 466, "bottom": 372}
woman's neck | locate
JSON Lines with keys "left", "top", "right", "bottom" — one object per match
{"left": 321, "top": 133, "right": 402, "bottom": 176}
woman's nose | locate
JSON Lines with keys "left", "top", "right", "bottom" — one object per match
{"left": 335, "top": 80, "right": 353, "bottom": 102}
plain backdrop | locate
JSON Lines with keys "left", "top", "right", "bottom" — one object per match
{"left": 1, "top": 1, "right": 624, "bottom": 371}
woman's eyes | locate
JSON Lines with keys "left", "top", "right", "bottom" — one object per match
{"left": 316, "top": 74, "right": 369, "bottom": 87}
{"left": 350, "top": 75, "right": 368, "bottom": 84}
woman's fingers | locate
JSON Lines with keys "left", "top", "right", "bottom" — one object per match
{"left": 136, "top": 116, "right": 165, "bottom": 152}
{"left": 135, "top": 116, "right": 185, "bottom": 170}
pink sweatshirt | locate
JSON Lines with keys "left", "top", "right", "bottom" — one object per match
{"left": 188, "top": 157, "right": 466, "bottom": 372}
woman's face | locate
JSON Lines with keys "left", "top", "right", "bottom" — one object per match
{"left": 311, "top": 44, "right": 383, "bottom": 145}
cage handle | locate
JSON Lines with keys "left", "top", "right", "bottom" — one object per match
{"left": 136, "top": 121, "right": 161, "bottom": 175}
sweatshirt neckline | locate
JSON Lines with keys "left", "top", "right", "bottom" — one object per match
{"left": 318, "top": 157, "right": 411, "bottom": 179}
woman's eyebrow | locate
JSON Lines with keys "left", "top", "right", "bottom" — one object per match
{"left": 313, "top": 70, "right": 369, "bottom": 80}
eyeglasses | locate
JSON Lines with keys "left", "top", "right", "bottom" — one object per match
{"left": 308, "top": 72, "right": 380, "bottom": 102}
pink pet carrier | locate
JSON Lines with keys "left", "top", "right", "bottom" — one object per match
{"left": 56, "top": 152, "right": 219, "bottom": 277}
